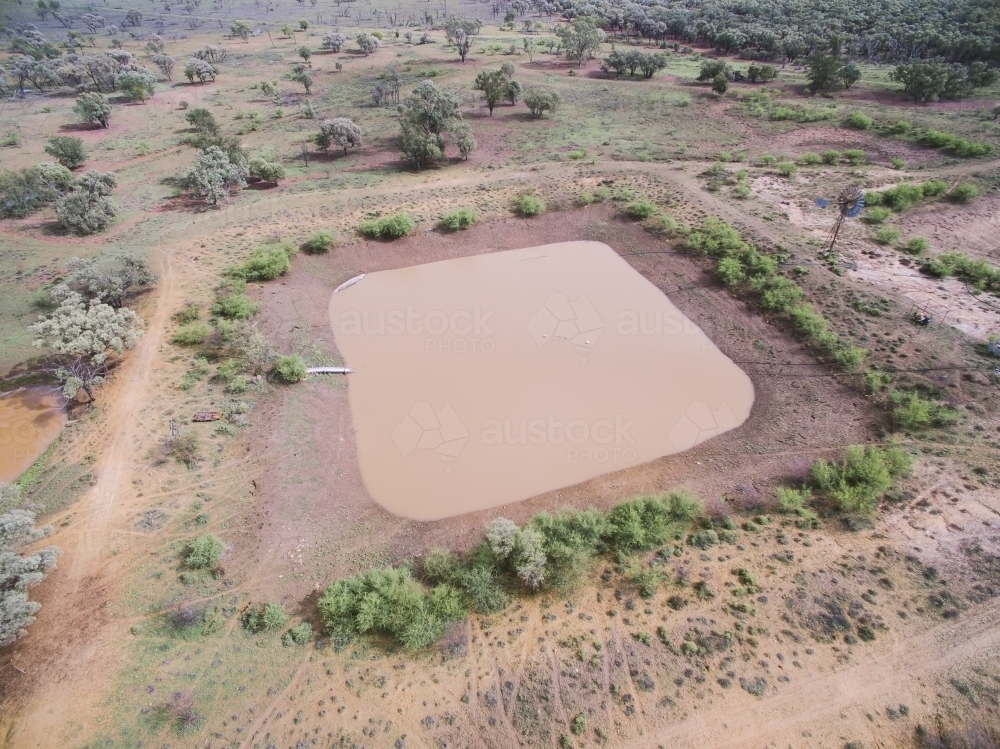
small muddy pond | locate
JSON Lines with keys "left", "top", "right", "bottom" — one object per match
{"left": 328, "top": 241, "right": 754, "bottom": 521}
{"left": 0, "top": 388, "right": 66, "bottom": 484}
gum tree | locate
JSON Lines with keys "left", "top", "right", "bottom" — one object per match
{"left": 29, "top": 285, "right": 144, "bottom": 399}
{"left": 316, "top": 118, "right": 362, "bottom": 155}
{"left": 73, "top": 92, "right": 111, "bottom": 128}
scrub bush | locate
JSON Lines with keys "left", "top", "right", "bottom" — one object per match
{"left": 809, "top": 445, "right": 911, "bottom": 515}
{"left": 274, "top": 354, "right": 307, "bottom": 383}
{"left": 227, "top": 243, "right": 296, "bottom": 281}
{"left": 441, "top": 208, "right": 477, "bottom": 230}
{"left": 185, "top": 534, "right": 223, "bottom": 569}
{"left": 517, "top": 194, "right": 545, "bottom": 216}
{"left": 243, "top": 602, "right": 288, "bottom": 633}
{"left": 358, "top": 213, "right": 415, "bottom": 238}
{"left": 301, "top": 230, "right": 337, "bottom": 254}
{"left": 624, "top": 200, "right": 657, "bottom": 219}
{"left": 173, "top": 322, "right": 209, "bottom": 345}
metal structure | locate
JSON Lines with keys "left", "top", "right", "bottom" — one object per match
{"left": 906, "top": 302, "right": 951, "bottom": 329}
{"left": 827, "top": 185, "right": 865, "bottom": 253}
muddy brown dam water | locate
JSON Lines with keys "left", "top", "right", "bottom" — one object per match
{"left": 328, "top": 241, "right": 754, "bottom": 521}
{"left": 0, "top": 388, "right": 66, "bottom": 484}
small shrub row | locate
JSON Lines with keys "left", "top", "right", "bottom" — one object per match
{"left": 316, "top": 492, "right": 706, "bottom": 648}
{"left": 684, "top": 217, "right": 866, "bottom": 369}
{"left": 920, "top": 130, "right": 992, "bottom": 157}
{"left": 920, "top": 251, "right": 1000, "bottom": 294}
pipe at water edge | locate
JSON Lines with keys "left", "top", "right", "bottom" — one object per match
{"left": 306, "top": 367, "right": 352, "bottom": 374}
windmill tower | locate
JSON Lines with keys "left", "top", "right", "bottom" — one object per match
{"left": 826, "top": 185, "right": 865, "bottom": 256}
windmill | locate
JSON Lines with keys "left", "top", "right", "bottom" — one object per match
{"left": 818, "top": 185, "right": 865, "bottom": 254}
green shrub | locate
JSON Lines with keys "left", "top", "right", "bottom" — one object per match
{"left": 441, "top": 208, "right": 477, "bottom": 230}
{"left": 173, "top": 322, "right": 210, "bottom": 345}
{"left": 570, "top": 713, "right": 587, "bottom": 736}
{"left": 863, "top": 190, "right": 883, "bottom": 207}
{"left": 922, "top": 130, "right": 993, "bottom": 156}
{"left": 301, "top": 229, "right": 337, "bottom": 254}
{"left": 776, "top": 161, "right": 798, "bottom": 177}
{"left": 809, "top": 445, "right": 912, "bottom": 515}
{"left": 358, "top": 213, "right": 415, "bottom": 239}
{"left": 844, "top": 111, "right": 873, "bottom": 130}
{"left": 843, "top": 148, "right": 865, "bottom": 164}
{"left": 457, "top": 565, "right": 509, "bottom": 614}
{"left": 903, "top": 236, "right": 929, "bottom": 254}
{"left": 185, "top": 534, "right": 224, "bottom": 569}
{"left": 821, "top": 150, "right": 841, "bottom": 164}
{"left": 243, "top": 602, "right": 288, "bottom": 633}
{"left": 880, "top": 183, "right": 923, "bottom": 211}
{"left": 865, "top": 368, "right": 893, "bottom": 393}
{"left": 759, "top": 154, "right": 776, "bottom": 165}
{"left": 921, "top": 129, "right": 954, "bottom": 148}
{"left": 517, "top": 194, "right": 545, "bottom": 216}
{"left": 889, "top": 120, "right": 911, "bottom": 134}
{"left": 833, "top": 345, "right": 868, "bottom": 370}
{"left": 874, "top": 226, "right": 901, "bottom": 245}
{"left": 567, "top": 149, "right": 586, "bottom": 160}
{"left": 688, "top": 529, "right": 718, "bottom": 549}
{"left": 317, "top": 567, "right": 465, "bottom": 648}
{"left": 920, "top": 179, "right": 948, "bottom": 197}
{"left": 45, "top": 136, "right": 87, "bottom": 169}
{"left": 685, "top": 216, "right": 747, "bottom": 256}
{"left": 776, "top": 486, "right": 809, "bottom": 513}
{"left": 282, "top": 622, "right": 313, "bottom": 645}
{"left": 173, "top": 303, "right": 201, "bottom": 324}
{"left": 577, "top": 191, "right": 595, "bottom": 206}
{"left": 211, "top": 293, "right": 260, "bottom": 319}
{"left": 605, "top": 492, "right": 702, "bottom": 552}
{"left": 920, "top": 258, "right": 949, "bottom": 278}
{"left": 274, "top": 354, "right": 307, "bottom": 383}
{"left": 891, "top": 391, "right": 958, "bottom": 431}
{"left": 427, "top": 584, "right": 467, "bottom": 621}
{"left": 890, "top": 156, "right": 906, "bottom": 169}
{"left": 624, "top": 200, "right": 657, "bottom": 219}
{"left": 716, "top": 256, "right": 746, "bottom": 286}
{"left": 227, "top": 243, "right": 295, "bottom": 281}
{"left": 758, "top": 276, "right": 804, "bottom": 312}
{"left": 949, "top": 183, "right": 979, "bottom": 203}
{"left": 862, "top": 206, "right": 892, "bottom": 224}
{"left": 422, "top": 547, "right": 461, "bottom": 583}
{"left": 788, "top": 302, "right": 829, "bottom": 340}
{"left": 796, "top": 152, "right": 821, "bottom": 165}
{"left": 950, "top": 139, "right": 992, "bottom": 157}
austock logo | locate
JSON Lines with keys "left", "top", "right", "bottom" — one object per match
{"left": 392, "top": 401, "right": 470, "bottom": 470}
{"left": 527, "top": 292, "right": 604, "bottom": 358}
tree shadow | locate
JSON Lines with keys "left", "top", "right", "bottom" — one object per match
{"left": 157, "top": 193, "right": 217, "bottom": 214}
{"left": 58, "top": 122, "right": 103, "bottom": 132}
